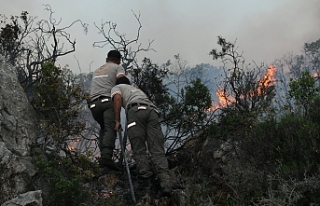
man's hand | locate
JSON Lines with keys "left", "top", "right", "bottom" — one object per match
{"left": 113, "top": 93, "right": 122, "bottom": 131}
{"left": 115, "top": 120, "right": 122, "bottom": 131}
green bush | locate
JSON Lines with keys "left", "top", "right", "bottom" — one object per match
{"left": 308, "top": 95, "right": 320, "bottom": 124}
{"left": 35, "top": 154, "right": 99, "bottom": 206}
{"left": 276, "top": 115, "right": 320, "bottom": 176}
{"left": 32, "top": 62, "right": 89, "bottom": 150}
{"left": 240, "top": 114, "right": 320, "bottom": 178}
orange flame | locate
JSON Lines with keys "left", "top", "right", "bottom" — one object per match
{"left": 216, "top": 87, "right": 236, "bottom": 107}
{"left": 206, "top": 65, "right": 276, "bottom": 111}
{"left": 206, "top": 88, "right": 235, "bottom": 111}
{"left": 256, "top": 65, "right": 276, "bottom": 95}
{"left": 262, "top": 65, "right": 276, "bottom": 86}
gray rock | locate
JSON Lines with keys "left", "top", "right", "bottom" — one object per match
{"left": 1, "top": 190, "right": 42, "bottom": 206}
{"left": 0, "top": 60, "right": 40, "bottom": 204}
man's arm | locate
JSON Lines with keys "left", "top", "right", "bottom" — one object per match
{"left": 116, "top": 64, "right": 126, "bottom": 78}
{"left": 116, "top": 73, "right": 125, "bottom": 78}
{"left": 113, "top": 93, "right": 122, "bottom": 131}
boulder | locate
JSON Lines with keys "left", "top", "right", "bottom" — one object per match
{"left": 0, "top": 60, "right": 41, "bottom": 204}
{"left": 1, "top": 190, "right": 42, "bottom": 206}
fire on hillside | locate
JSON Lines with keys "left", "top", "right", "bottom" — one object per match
{"left": 207, "top": 65, "right": 276, "bottom": 111}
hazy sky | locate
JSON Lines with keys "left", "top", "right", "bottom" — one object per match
{"left": 1, "top": 0, "right": 320, "bottom": 73}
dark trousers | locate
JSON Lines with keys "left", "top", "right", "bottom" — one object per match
{"left": 89, "top": 97, "right": 116, "bottom": 160}
{"left": 127, "top": 105, "right": 171, "bottom": 188}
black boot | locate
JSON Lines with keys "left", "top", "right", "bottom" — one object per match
{"left": 161, "top": 186, "right": 171, "bottom": 197}
{"left": 99, "top": 158, "right": 122, "bottom": 171}
{"left": 160, "top": 180, "right": 172, "bottom": 197}
{"left": 138, "top": 176, "right": 153, "bottom": 196}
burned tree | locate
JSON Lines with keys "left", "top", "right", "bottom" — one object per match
{"left": 207, "top": 36, "right": 277, "bottom": 162}
{"left": 210, "top": 36, "right": 276, "bottom": 117}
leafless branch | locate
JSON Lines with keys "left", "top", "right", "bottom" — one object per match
{"left": 93, "top": 10, "right": 155, "bottom": 71}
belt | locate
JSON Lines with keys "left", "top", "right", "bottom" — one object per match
{"left": 127, "top": 102, "right": 153, "bottom": 110}
{"left": 91, "top": 96, "right": 111, "bottom": 102}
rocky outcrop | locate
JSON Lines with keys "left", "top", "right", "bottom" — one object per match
{"left": 0, "top": 58, "right": 41, "bottom": 205}
{"left": 1, "top": 190, "right": 42, "bottom": 206}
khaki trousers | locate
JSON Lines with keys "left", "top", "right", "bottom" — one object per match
{"left": 127, "top": 105, "right": 171, "bottom": 188}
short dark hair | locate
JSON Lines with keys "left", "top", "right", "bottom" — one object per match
{"left": 116, "top": 76, "right": 130, "bottom": 85}
{"left": 107, "top": 50, "right": 122, "bottom": 59}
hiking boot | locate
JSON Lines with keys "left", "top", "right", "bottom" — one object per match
{"left": 101, "top": 167, "right": 122, "bottom": 175}
{"left": 100, "top": 159, "right": 122, "bottom": 171}
{"left": 161, "top": 186, "right": 171, "bottom": 197}
{"left": 138, "top": 176, "right": 154, "bottom": 195}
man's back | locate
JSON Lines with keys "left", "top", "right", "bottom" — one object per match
{"left": 111, "top": 84, "right": 154, "bottom": 109}
{"left": 90, "top": 62, "right": 125, "bottom": 100}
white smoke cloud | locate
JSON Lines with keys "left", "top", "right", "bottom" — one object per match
{"left": 1, "top": 0, "right": 319, "bottom": 72}
{"left": 225, "top": 0, "right": 320, "bottom": 64}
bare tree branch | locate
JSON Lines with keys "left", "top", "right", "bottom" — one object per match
{"left": 93, "top": 10, "right": 155, "bottom": 71}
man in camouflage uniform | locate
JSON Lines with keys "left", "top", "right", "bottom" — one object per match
{"left": 111, "top": 76, "right": 171, "bottom": 197}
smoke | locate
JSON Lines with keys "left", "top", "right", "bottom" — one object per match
{"left": 131, "top": 0, "right": 320, "bottom": 67}
{"left": 230, "top": 0, "right": 320, "bottom": 64}
{"left": 1, "top": 0, "right": 320, "bottom": 72}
